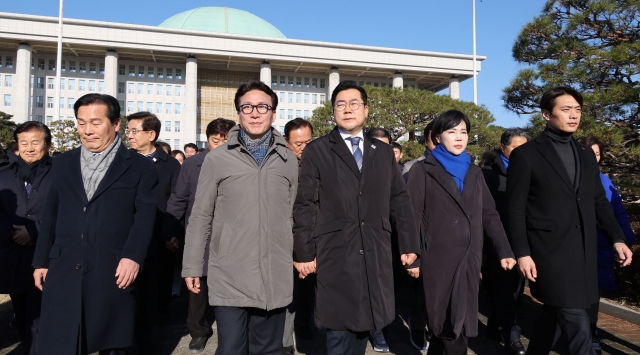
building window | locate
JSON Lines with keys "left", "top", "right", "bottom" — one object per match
{"left": 60, "top": 60, "right": 65, "bottom": 72}
{"left": 99, "top": 63, "right": 105, "bottom": 75}
{"left": 127, "top": 101, "right": 134, "bottom": 112}
{"left": 59, "top": 97, "right": 65, "bottom": 109}
{"left": 272, "top": 75, "right": 277, "bottom": 86}
{"left": 47, "top": 78, "right": 55, "bottom": 89}
{"left": 69, "top": 61, "right": 76, "bottom": 72}
{"left": 46, "top": 116, "right": 53, "bottom": 125}
{"left": 89, "top": 62, "right": 96, "bottom": 74}
{"left": 119, "top": 65, "right": 125, "bottom": 75}
{"left": 304, "top": 77, "right": 310, "bottom": 88}
{"left": 4, "top": 75, "right": 12, "bottom": 87}
{"left": 279, "top": 109, "right": 284, "bottom": 119}
{"left": 129, "top": 65, "right": 135, "bottom": 76}
{"left": 165, "top": 103, "right": 172, "bottom": 114}
{"left": 373, "top": 82, "right": 379, "bottom": 87}
{"left": 287, "top": 109, "right": 293, "bottom": 120}
{"left": 304, "top": 110, "right": 310, "bottom": 119}
{"left": 165, "top": 121, "right": 171, "bottom": 132}
{"left": 137, "top": 83, "right": 143, "bottom": 94}
{"left": 137, "top": 101, "right": 143, "bottom": 112}
{"left": 280, "top": 76, "right": 285, "bottom": 86}
{"left": 88, "top": 80, "right": 96, "bottom": 92}
{"left": 147, "top": 84, "right": 153, "bottom": 95}
{"left": 175, "top": 86, "right": 182, "bottom": 97}
{"left": 320, "top": 94, "right": 325, "bottom": 104}
{"left": 4, "top": 95, "right": 11, "bottom": 107}
{"left": 288, "top": 76, "right": 293, "bottom": 86}
{"left": 279, "top": 92, "right": 284, "bottom": 103}
{"left": 174, "top": 121, "right": 180, "bottom": 133}
{"left": 98, "top": 81, "right": 104, "bottom": 92}
{"left": 166, "top": 85, "right": 172, "bottom": 96}
{"left": 37, "top": 77, "right": 45, "bottom": 89}
{"left": 48, "top": 59, "right": 56, "bottom": 71}
{"left": 36, "top": 96, "right": 43, "bottom": 108}
{"left": 148, "top": 67, "right": 154, "bottom": 78}
{"left": 35, "top": 115, "right": 43, "bottom": 122}
{"left": 147, "top": 102, "right": 153, "bottom": 113}
{"left": 312, "top": 78, "right": 318, "bottom": 88}
{"left": 6, "top": 56, "right": 14, "bottom": 68}
{"left": 37, "top": 58, "right": 45, "bottom": 70}
{"left": 68, "top": 79, "right": 75, "bottom": 90}
{"left": 157, "top": 67, "right": 164, "bottom": 78}
{"left": 296, "top": 110, "right": 301, "bottom": 117}
{"left": 127, "top": 83, "right": 134, "bottom": 94}
{"left": 174, "top": 139, "right": 180, "bottom": 150}
{"left": 176, "top": 69, "right": 182, "bottom": 80}
{"left": 320, "top": 79, "right": 325, "bottom": 88}
{"left": 47, "top": 97, "right": 54, "bottom": 108}
{"left": 296, "top": 77, "right": 301, "bottom": 87}
{"left": 68, "top": 98, "right": 75, "bottom": 109}
{"left": 118, "top": 82, "right": 125, "bottom": 94}
{"left": 156, "top": 102, "right": 162, "bottom": 114}
{"left": 79, "top": 80, "right": 86, "bottom": 91}
{"left": 175, "top": 103, "right": 181, "bottom": 114}
{"left": 167, "top": 68, "right": 173, "bottom": 79}
{"left": 304, "top": 93, "right": 309, "bottom": 104}
{"left": 381, "top": 83, "right": 387, "bottom": 88}
{"left": 60, "top": 78, "right": 65, "bottom": 90}
{"left": 288, "top": 92, "right": 293, "bottom": 103}
{"left": 296, "top": 93, "right": 301, "bottom": 104}
{"left": 312, "top": 94, "right": 317, "bottom": 105}
{"left": 157, "top": 84, "right": 163, "bottom": 96}
{"left": 138, "top": 66, "right": 144, "bottom": 77}
{"left": 79, "top": 61, "right": 87, "bottom": 73}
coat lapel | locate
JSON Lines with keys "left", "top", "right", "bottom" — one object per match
{"left": 425, "top": 156, "right": 470, "bottom": 219}
{"left": 535, "top": 134, "right": 575, "bottom": 193}
{"left": 329, "top": 128, "right": 361, "bottom": 179}
{"left": 360, "top": 135, "right": 378, "bottom": 182}
{"left": 88, "top": 144, "right": 132, "bottom": 203}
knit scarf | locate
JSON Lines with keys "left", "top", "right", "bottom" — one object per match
{"left": 17, "top": 155, "right": 48, "bottom": 184}
{"left": 431, "top": 144, "right": 472, "bottom": 194}
{"left": 80, "top": 135, "right": 121, "bottom": 200}
{"left": 239, "top": 128, "right": 272, "bottom": 166}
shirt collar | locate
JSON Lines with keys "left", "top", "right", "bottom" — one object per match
{"left": 338, "top": 128, "right": 364, "bottom": 142}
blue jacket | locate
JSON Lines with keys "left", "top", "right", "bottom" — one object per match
{"left": 597, "top": 172, "right": 636, "bottom": 291}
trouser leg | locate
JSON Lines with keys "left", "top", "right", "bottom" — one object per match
{"left": 526, "top": 304, "right": 558, "bottom": 355}
{"left": 409, "top": 275, "right": 427, "bottom": 332}
{"left": 556, "top": 307, "right": 596, "bottom": 355}
{"left": 10, "top": 292, "right": 41, "bottom": 355}
{"left": 326, "top": 329, "right": 369, "bottom": 355}
{"left": 213, "top": 306, "right": 248, "bottom": 355}
{"left": 427, "top": 334, "right": 467, "bottom": 355}
{"left": 248, "top": 307, "right": 286, "bottom": 355}
{"left": 134, "top": 259, "right": 159, "bottom": 352}
{"left": 9, "top": 293, "right": 27, "bottom": 339}
{"left": 156, "top": 247, "right": 175, "bottom": 314}
{"left": 187, "top": 276, "right": 210, "bottom": 338}
{"left": 283, "top": 269, "right": 297, "bottom": 348}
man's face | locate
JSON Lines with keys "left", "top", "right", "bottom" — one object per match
{"left": 286, "top": 127, "right": 313, "bottom": 160}
{"left": 208, "top": 133, "right": 228, "bottom": 151}
{"left": 126, "top": 119, "right": 155, "bottom": 152}
{"left": 590, "top": 144, "right": 601, "bottom": 163}
{"left": 501, "top": 136, "right": 528, "bottom": 159}
{"left": 237, "top": 90, "right": 276, "bottom": 140}
{"left": 17, "top": 129, "right": 48, "bottom": 164}
{"left": 184, "top": 147, "right": 197, "bottom": 158}
{"left": 76, "top": 104, "right": 120, "bottom": 153}
{"left": 393, "top": 147, "right": 403, "bottom": 163}
{"left": 543, "top": 94, "right": 581, "bottom": 133}
{"left": 333, "top": 89, "right": 368, "bottom": 135}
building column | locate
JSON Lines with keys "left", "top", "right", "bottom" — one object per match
{"left": 449, "top": 77, "right": 460, "bottom": 100}
{"left": 184, "top": 56, "right": 198, "bottom": 145}
{"left": 392, "top": 71, "right": 403, "bottom": 90}
{"left": 260, "top": 61, "right": 271, "bottom": 88}
{"left": 104, "top": 50, "right": 118, "bottom": 98}
{"left": 328, "top": 66, "right": 340, "bottom": 98}
{"left": 14, "top": 42, "right": 32, "bottom": 123}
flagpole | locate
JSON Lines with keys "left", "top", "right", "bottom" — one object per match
{"left": 472, "top": 0, "right": 477, "bottom": 105}
{"left": 54, "top": 0, "right": 64, "bottom": 122}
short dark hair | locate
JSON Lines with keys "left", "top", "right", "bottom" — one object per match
{"left": 14, "top": 121, "right": 52, "bottom": 148}
{"left": 430, "top": 110, "right": 471, "bottom": 145}
{"left": 540, "top": 86, "right": 583, "bottom": 113}
{"left": 184, "top": 143, "right": 198, "bottom": 152}
{"left": 284, "top": 118, "right": 314, "bottom": 140}
{"left": 157, "top": 141, "right": 171, "bottom": 153}
{"left": 234, "top": 81, "right": 278, "bottom": 112}
{"left": 74, "top": 93, "right": 121, "bottom": 124}
{"left": 423, "top": 120, "right": 435, "bottom": 138}
{"left": 206, "top": 118, "right": 236, "bottom": 138}
{"left": 331, "top": 80, "right": 368, "bottom": 107}
{"left": 391, "top": 142, "right": 402, "bottom": 152}
{"left": 577, "top": 135, "right": 605, "bottom": 160}
{"left": 367, "top": 127, "right": 391, "bottom": 142}
{"left": 171, "top": 150, "right": 186, "bottom": 160}
{"left": 126, "top": 111, "right": 161, "bottom": 142}
{"left": 500, "top": 128, "right": 531, "bottom": 146}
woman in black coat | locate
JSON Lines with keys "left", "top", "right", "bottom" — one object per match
{"left": 406, "top": 110, "right": 516, "bottom": 355}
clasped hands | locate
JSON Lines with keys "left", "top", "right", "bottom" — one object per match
{"left": 293, "top": 253, "right": 420, "bottom": 279}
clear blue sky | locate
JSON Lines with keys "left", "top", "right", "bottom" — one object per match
{"left": 2, "top": 0, "right": 547, "bottom": 128}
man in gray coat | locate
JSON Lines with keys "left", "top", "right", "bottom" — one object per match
{"left": 182, "top": 81, "right": 299, "bottom": 355}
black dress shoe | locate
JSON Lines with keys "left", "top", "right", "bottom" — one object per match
{"left": 189, "top": 336, "right": 207, "bottom": 354}
{"left": 294, "top": 324, "right": 314, "bottom": 340}
{"left": 281, "top": 345, "right": 294, "bottom": 355}
{"left": 508, "top": 341, "right": 526, "bottom": 355}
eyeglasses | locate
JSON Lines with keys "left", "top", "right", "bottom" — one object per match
{"left": 239, "top": 104, "right": 273, "bottom": 115}
{"left": 125, "top": 128, "right": 148, "bottom": 135}
{"left": 335, "top": 101, "right": 364, "bottom": 112}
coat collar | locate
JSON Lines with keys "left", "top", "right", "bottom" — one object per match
{"left": 329, "top": 127, "right": 365, "bottom": 178}
{"left": 152, "top": 144, "right": 169, "bottom": 163}
{"left": 424, "top": 155, "right": 473, "bottom": 219}
{"left": 534, "top": 133, "right": 575, "bottom": 193}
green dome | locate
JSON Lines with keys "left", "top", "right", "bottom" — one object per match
{"left": 159, "top": 7, "right": 286, "bottom": 38}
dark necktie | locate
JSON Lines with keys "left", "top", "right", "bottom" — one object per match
{"left": 25, "top": 182, "right": 32, "bottom": 199}
{"left": 346, "top": 137, "right": 363, "bottom": 171}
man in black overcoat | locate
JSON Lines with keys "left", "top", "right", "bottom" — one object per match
{"left": 293, "top": 80, "right": 420, "bottom": 355}
{"left": 32, "top": 94, "right": 159, "bottom": 355}
{"left": 507, "top": 86, "right": 633, "bottom": 355}
{"left": 0, "top": 121, "right": 53, "bottom": 354}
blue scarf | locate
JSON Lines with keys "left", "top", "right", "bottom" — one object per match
{"left": 239, "top": 129, "right": 272, "bottom": 166}
{"left": 431, "top": 144, "right": 472, "bottom": 194}
{"left": 499, "top": 152, "right": 509, "bottom": 171}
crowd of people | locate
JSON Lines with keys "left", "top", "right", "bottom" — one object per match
{"left": 0, "top": 80, "right": 636, "bottom": 355}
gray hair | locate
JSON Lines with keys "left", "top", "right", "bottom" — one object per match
{"left": 500, "top": 128, "right": 531, "bottom": 146}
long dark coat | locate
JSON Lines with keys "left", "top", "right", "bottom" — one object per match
{"left": 507, "top": 134, "right": 626, "bottom": 308}
{"left": 0, "top": 155, "right": 52, "bottom": 294}
{"left": 293, "top": 128, "right": 419, "bottom": 332}
{"left": 406, "top": 155, "right": 514, "bottom": 339}
{"left": 32, "top": 144, "right": 159, "bottom": 354}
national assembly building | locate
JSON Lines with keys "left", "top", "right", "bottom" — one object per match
{"left": 0, "top": 7, "right": 483, "bottom": 148}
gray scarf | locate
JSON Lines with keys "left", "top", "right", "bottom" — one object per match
{"left": 80, "top": 135, "right": 121, "bottom": 200}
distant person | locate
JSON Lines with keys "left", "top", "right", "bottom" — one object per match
{"left": 184, "top": 143, "right": 198, "bottom": 158}
{"left": 171, "top": 150, "right": 186, "bottom": 165}
{"left": 282, "top": 118, "right": 315, "bottom": 355}
{"left": 182, "top": 82, "right": 298, "bottom": 355}
{"left": 406, "top": 110, "right": 516, "bottom": 355}
{"left": 402, "top": 120, "right": 436, "bottom": 180}
{"left": 481, "top": 128, "right": 530, "bottom": 355}
{"left": 391, "top": 142, "right": 403, "bottom": 169}
{"left": 163, "top": 117, "right": 236, "bottom": 353}
{"left": 293, "top": 81, "right": 419, "bottom": 355}
{"left": 32, "top": 94, "right": 159, "bottom": 355}
{"left": 578, "top": 135, "right": 637, "bottom": 355}
{"left": 507, "top": 87, "right": 632, "bottom": 355}
{"left": 0, "top": 121, "right": 53, "bottom": 355}
{"left": 157, "top": 141, "right": 171, "bottom": 154}
{"left": 367, "top": 127, "right": 391, "bottom": 144}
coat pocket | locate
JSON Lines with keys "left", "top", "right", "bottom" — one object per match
{"left": 526, "top": 218, "right": 556, "bottom": 231}
{"left": 381, "top": 218, "right": 392, "bottom": 233}
{"left": 49, "top": 244, "right": 61, "bottom": 259}
{"left": 312, "top": 219, "right": 344, "bottom": 238}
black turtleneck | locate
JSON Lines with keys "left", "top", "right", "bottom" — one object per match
{"left": 544, "top": 125, "right": 580, "bottom": 187}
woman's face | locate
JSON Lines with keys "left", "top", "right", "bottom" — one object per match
{"left": 436, "top": 121, "right": 468, "bottom": 156}
{"left": 591, "top": 144, "right": 601, "bottom": 163}
{"left": 175, "top": 153, "right": 184, "bottom": 164}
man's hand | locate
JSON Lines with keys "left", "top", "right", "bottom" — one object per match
{"left": 517, "top": 256, "right": 537, "bottom": 282}
{"left": 12, "top": 225, "right": 34, "bottom": 246}
{"left": 613, "top": 242, "right": 633, "bottom": 267}
{"left": 401, "top": 253, "right": 418, "bottom": 266}
{"left": 407, "top": 267, "right": 420, "bottom": 278}
{"left": 34, "top": 268, "right": 48, "bottom": 291}
{"left": 294, "top": 258, "right": 316, "bottom": 279}
{"left": 185, "top": 277, "right": 201, "bottom": 294}
{"left": 501, "top": 258, "right": 517, "bottom": 270}
{"left": 115, "top": 258, "right": 140, "bottom": 289}
{"left": 165, "top": 237, "right": 180, "bottom": 252}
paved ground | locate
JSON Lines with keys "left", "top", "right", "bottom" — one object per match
{"left": 2, "top": 285, "right": 640, "bottom": 355}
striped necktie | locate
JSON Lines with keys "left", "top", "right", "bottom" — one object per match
{"left": 346, "top": 136, "right": 363, "bottom": 171}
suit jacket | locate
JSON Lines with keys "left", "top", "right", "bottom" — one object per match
{"left": 293, "top": 128, "right": 419, "bottom": 332}
{"left": 0, "top": 155, "right": 52, "bottom": 294}
{"left": 507, "top": 133, "right": 626, "bottom": 308}
{"left": 32, "top": 143, "right": 159, "bottom": 354}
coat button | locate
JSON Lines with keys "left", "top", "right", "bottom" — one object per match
{"left": 361, "top": 221, "right": 365, "bottom": 225}
{"left": 576, "top": 224, "right": 581, "bottom": 228}
{"left": 359, "top": 191, "right": 363, "bottom": 196}
{"left": 359, "top": 250, "right": 364, "bottom": 255}
{"left": 26, "top": 214, "right": 30, "bottom": 217}
{"left": 83, "top": 207, "right": 86, "bottom": 212}
{"left": 75, "top": 264, "right": 81, "bottom": 269}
